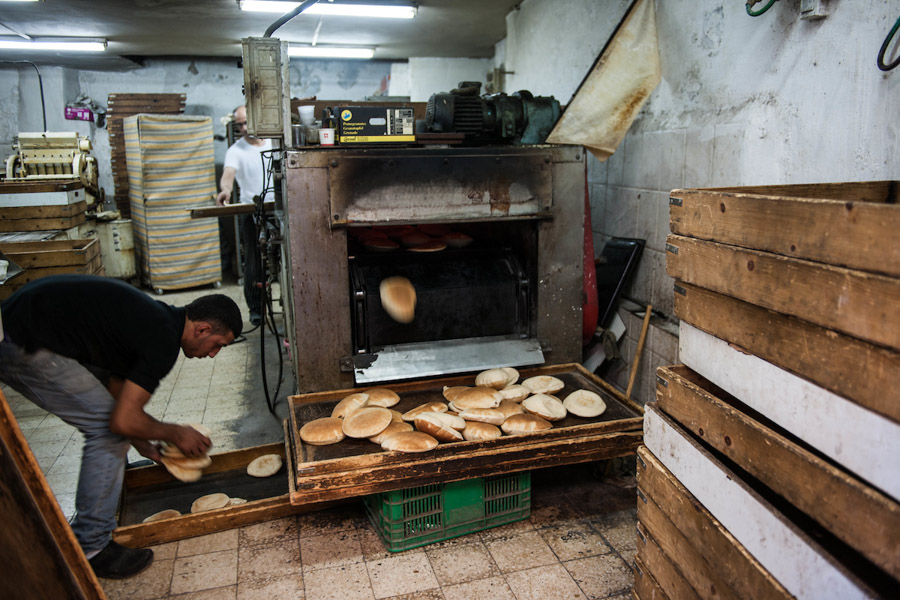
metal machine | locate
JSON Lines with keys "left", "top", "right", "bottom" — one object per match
{"left": 4, "top": 132, "right": 101, "bottom": 205}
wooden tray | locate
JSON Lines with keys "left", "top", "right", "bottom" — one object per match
{"left": 287, "top": 363, "right": 644, "bottom": 505}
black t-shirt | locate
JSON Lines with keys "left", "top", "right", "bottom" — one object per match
{"left": 2, "top": 274, "right": 185, "bottom": 394}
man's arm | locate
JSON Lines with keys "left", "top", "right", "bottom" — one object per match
{"left": 216, "top": 166, "right": 237, "bottom": 206}
{"left": 108, "top": 379, "right": 211, "bottom": 457}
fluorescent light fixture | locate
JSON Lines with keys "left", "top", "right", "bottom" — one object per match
{"left": 0, "top": 38, "right": 106, "bottom": 52}
{"left": 0, "top": 1, "right": 43, "bottom": 3}
{"left": 241, "top": 1, "right": 416, "bottom": 19}
{"left": 288, "top": 45, "right": 375, "bottom": 58}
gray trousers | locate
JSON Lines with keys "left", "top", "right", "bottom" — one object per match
{"left": 0, "top": 338, "right": 129, "bottom": 553}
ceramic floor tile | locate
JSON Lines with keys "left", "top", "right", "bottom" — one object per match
{"left": 25, "top": 424, "right": 76, "bottom": 443}
{"left": 357, "top": 522, "right": 392, "bottom": 562}
{"left": 564, "top": 554, "right": 634, "bottom": 599}
{"left": 179, "top": 529, "right": 240, "bottom": 557}
{"left": 303, "top": 562, "right": 374, "bottom": 600}
{"left": 239, "top": 516, "right": 298, "bottom": 547}
{"left": 151, "top": 541, "right": 178, "bottom": 561}
{"left": 27, "top": 438, "right": 70, "bottom": 459}
{"left": 168, "top": 586, "right": 237, "bottom": 600}
{"left": 528, "top": 499, "right": 584, "bottom": 529}
{"left": 477, "top": 518, "right": 534, "bottom": 542}
{"left": 237, "top": 538, "right": 301, "bottom": 583}
{"left": 483, "top": 530, "right": 558, "bottom": 573}
{"left": 505, "top": 563, "right": 587, "bottom": 600}
{"left": 53, "top": 491, "right": 76, "bottom": 521}
{"left": 101, "top": 557, "right": 175, "bottom": 600}
{"left": 366, "top": 551, "right": 439, "bottom": 599}
{"left": 539, "top": 522, "right": 612, "bottom": 562}
{"left": 591, "top": 510, "right": 638, "bottom": 553}
{"left": 236, "top": 574, "right": 304, "bottom": 600}
{"left": 296, "top": 506, "right": 361, "bottom": 538}
{"left": 45, "top": 470, "right": 79, "bottom": 496}
{"left": 47, "top": 452, "right": 83, "bottom": 475}
{"left": 425, "top": 541, "right": 499, "bottom": 586}
{"left": 300, "top": 529, "right": 363, "bottom": 572}
{"left": 441, "top": 576, "right": 516, "bottom": 600}
{"left": 381, "top": 589, "right": 444, "bottom": 600}
{"left": 170, "top": 549, "right": 238, "bottom": 595}
{"left": 162, "top": 409, "right": 206, "bottom": 424}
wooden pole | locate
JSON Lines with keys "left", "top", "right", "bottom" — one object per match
{"left": 626, "top": 305, "right": 653, "bottom": 399}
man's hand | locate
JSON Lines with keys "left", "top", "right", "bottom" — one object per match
{"left": 172, "top": 424, "right": 212, "bottom": 457}
{"left": 215, "top": 190, "right": 231, "bottom": 206}
{"left": 131, "top": 439, "right": 162, "bottom": 462}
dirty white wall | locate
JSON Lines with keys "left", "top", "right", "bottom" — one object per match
{"left": 392, "top": 57, "right": 493, "bottom": 101}
{"left": 504, "top": 0, "right": 899, "bottom": 403}
{"left": 3, "top": 57, "right": 393, "bottom": 205}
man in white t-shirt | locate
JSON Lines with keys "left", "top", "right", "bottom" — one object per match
{"left": 216, "top": 105, "right": 273, "bottom": 326}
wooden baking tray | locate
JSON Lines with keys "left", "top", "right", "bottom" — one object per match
{"left": 113, "top": 427, "right": 340, "bottom": 548}
{"left": 287, "top": 363, "right": 644, "bottom": 505}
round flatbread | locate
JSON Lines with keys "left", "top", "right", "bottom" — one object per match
{"left": 442, "top": 386, "right": 469, "bottom": 402}
{"left": 364, "top": 237, "right": 400, "bottom": 252}
{"left": 381, "top": 431, "right": 439, "bottom": 453}
{"left": 342, "top": 407, "right": 393, "bottom": 439}
{"left": 300, "top": 417, "right": 345, "bottom": 446}
{"left": 522, "top": 393, "right": 567, "bottom": 421}
{"left": 402, "top": 402, "right": 448, "bottom": 422}
{"left": 458, "top": 408, "right": 506, "bottom": 426}
{"left": 501, "top": 367, "right": 520, "bottom": 385}
{"left": 501, "top": 413, "right": 553, "bottom": 435}
{"left": 191, "top": 492, "right": 231, "bottom": 513}
{"left": 332, "top": 392, "right": 369, "bottom": 419}
{"left": 475, "top": 368, "right": 511, "bottom": 390}
{"left": 498, "top": 384, "right": 530, "bottom": 403}
{"left": 462, "top": 421, "right": 502, "bottom": 442}
{"left": 443, "top": 232, "right": 473, "bottom": 248}
{"left": 521, "top": 375, "right": 565, "bottom": 395}
{"left": 563, "top": 390, "right": 608, "bottom": 418}
{"left": 379, "top": 276, "right": 417, "bottom": 323}
{"left": 247, "top": 454, "right": 283, "bottom": 478}
{"left": 364, "top": 387, "right": 401, "bottom": 408}
{"left": 451, "top": 387, "right": 501, "bottom": 410}
{"left": 142, "top": 509, "right": 181, "bottom": 523}
{"left": 408, "top": 239, "right": 446, "bottom": 252}
{"left": 162, "top": 453, "right": 212, "bottom": 469}
{"left": 497, "top": 399, "right": 525, "bottom": 419}
{"left": 414, "top": 412, "right": 464, "bottom": 442}
{"left": 369, "top": 421, "right": 414, "bottom": 445}
{"left": 228, "top": 497, "right": 248, "bottom": 506}
{"left": 160, "top": 457, "right": 203, "bottom": 482}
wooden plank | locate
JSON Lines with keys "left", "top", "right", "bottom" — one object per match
{"left": 643, "top": 405, "right": 880, "bottom": 599}
{"left": 636, "top": 523, "right": 701, "bottom": 600}
{"left": 0, "top": 180, "right": 83, "bottom": 194}
{"left": 674, "top": 282, "right": 900, "bottom": 424}
{"left": 679, "top": 322, "right": 900, "bottom": 502}
{"left": 0, "top": 391, "right": 106, "bottom": 599}
{"left": 665, "top": 234, "right": 900, "bottom": 350}
{"left": 669, "top": 181, "right": 900, "bottom": 276}
{"left": 633, "top": 556, "right": 670, "bottom": 600}
{"left": 189, "top": 202, "right": 275, "bottom": 219}
{"left": 0, "top": 200, "right": 87, "bottom": 220}
{"left": 636, "top": 447, "right": 792, "bottom": 600}
{"left": 0, "top": 239, "right": 99, "bottom": 268}
{"left": 656, "top": 365, "right": 900, "bottom": 580}
{"left": 0, "top": 212, "right": 87, "bottom": 232}
{"left": 638, "top": 497, "right": 741, "bottom": 600}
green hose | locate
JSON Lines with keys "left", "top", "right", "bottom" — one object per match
{"left": 877, "top": 14, "right": 900, "bottom": 71}
{"left": 746, "top": 0, "right": 778, "bottom": 17}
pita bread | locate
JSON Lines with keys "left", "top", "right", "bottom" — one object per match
{"left": 342, "top": 407, "right": 393, "bottom": 438}
{"left": 364, "top": 387, "right": 401, "bottom": 408}
{"left": 228, "top": 497, "right": 248, "bottom": 506}
{"left": 563, "top": 390, "right": 608, "bottom": 418}
{"left": 191, "top": 492, "right": 231, "bottom": 513}
{"left": 247, "top": 454, "right": 283, "bottom": 478}
{"left": 442, "top": 386, "right": 469, "bottom": 402}
{"left": 501, "top": 367, "right": 520, "bottom": 385}
{"left": 402, "top": 402, "right": 448, "bottom": 422}
{"left": 160, "top": 457, "right": 203, "bottom": 482}
{"left": 364, "top": 237, "right": 400, "bottom": 252}
{"left": 381, "top": 431, "right": 439, "bottom": 453}
{"left": 162, "top": 454, "right": 212, "bottom": 469}
{"left": 332, "top": 393, "right": 369, "bottom": 419}
{"left": 475, "top": 368, "right": 511, "bottom": 390}
{"left": 188, "top": 423, "right": 213, "bottom": 437}
{"left": 443, "top": 232, "right": 473, "bottom": 248}
{"left": 498, "top": 384, "right": 530, "bottom": 403}
{"left": 522, "top": 394, "right": 567, "bottom": 421}
{"left": 388, "top": 409, "right": 404, "bottom": 424}
{"left": 451, "top": 387, "right": 501, "bottom": 410}
{"left": 414, "top": 412, "right": 464, "bottom": 442}
{"left": 408, "top": 239, "right": 447, "bottom": 252}
{"left": 458, "top": 408, "right": 506, "bottom": 425}
{"left": 496, "top": 399, "right": 525, "bottom": 419}
{"left": 300, "top": 417, "right": 345, "bottom": 445}
{"left": 462, "top": 421, "right": 502, "bottom": 441}
{"left": 142, "top": 509, "right": 181, "bottom": 523}
{"left": 399, "top": 231, "right": 432, "bottom": 247}
{"left": 369, "top": 421, "right": 413, "bottom": 445}
{"left": 501, "top": 413, "right": 553, "bottom": 435}
{"left": 522, "top": 375, "right": 565, "bottom": 395}
{"left": 379, "top": 276, "right": 416, "bottom": 323}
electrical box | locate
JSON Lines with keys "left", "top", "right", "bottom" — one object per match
{"left": 241, "top": 37, "right": 290, "bottom": 140}
{"left": 336, "top": 106, "right": 415, "bottom": 144}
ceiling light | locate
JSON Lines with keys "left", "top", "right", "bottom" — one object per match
{"left": 288, "top": 45, "right": 375, "bottom": 59}
{"left": 240, "top": 1, "right": 416, "bottom": 19}
{"left": 0, "top": 37, "right": 106, "bottom": 52}
{"left": 0, "top": 1, "right": 43, "bottom": 3}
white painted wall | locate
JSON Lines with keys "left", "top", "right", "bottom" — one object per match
{"left": 403, "top": 57, "right": 493, "bottom": 101}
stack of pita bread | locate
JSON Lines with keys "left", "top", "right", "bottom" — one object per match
{"left": 159, "top": 423, "right": 213, "bottom": 483}
{"left": 297, "top": 370, "right": 607, "bottom": 453}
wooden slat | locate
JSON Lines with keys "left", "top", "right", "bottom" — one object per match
{"left": 0, "top": 212, "right": 87, "bottom": 232}
{"left": 189, "top": 202, "right": 275, "bottom": 219}
{"left": 0, "top": 200, "right": 86, "bottom": 220}
{"left": 633, "top": 556, "right": 670, "bottom": 600}
{"left": 0, "top": 239, "right": 99, "bottom": 268}
{"left": 0, "top": 180, "right": 83, "bottom": 194}
{"left": 674, "top": 282, "right": 900, "bottom": 423}
{"left": 656, "top": 365, "right": 900, "bottom": 581}
{"left": 636, "top": 446, "right": 793, "bottom": 600}
{"left": 665, "top": 234, "right": 900, "bottom": 350}
{"left": 669, "top": 181, "right": 900, "bottom": 276}
{"left": 636, "top": 523, "right": 701, "bottom": 600}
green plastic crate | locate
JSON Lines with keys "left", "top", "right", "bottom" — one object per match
{"left": 363, "top": 471, "right": 531, "bottom": 552}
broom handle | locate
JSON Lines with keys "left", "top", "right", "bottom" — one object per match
{"left": 626, "top": 305, "right": 652, "bottom": 399}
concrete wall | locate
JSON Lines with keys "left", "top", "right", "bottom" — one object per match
{"left": 504, "top": 0, "right": 899, "bottom": 404}
{"left": 391, "top": 57, "right": 493, "bottom": 101}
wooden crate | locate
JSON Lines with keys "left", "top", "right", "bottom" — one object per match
{"left": 286, "top": 363, "right": 644, "bottom": 505}
{"left": 0, "top": 200, "right": 87, "bottom": 233}
{"left": 0, "top": 238, "right": 101, "bottom": 300}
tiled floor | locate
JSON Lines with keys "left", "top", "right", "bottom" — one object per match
{"left": 2, "top": 277, "right": 638, "bottom": 600}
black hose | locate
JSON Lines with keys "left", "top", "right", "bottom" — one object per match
{"left": 264, "top": 0, "right": 320, "bottom": 38}
{"left": 0, "top": 60, "right": 46, "bottom": 131}
{"left": 877, "top": 14, "right": 900, "bottom": 71}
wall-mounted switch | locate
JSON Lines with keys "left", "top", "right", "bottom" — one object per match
{"left": 800, "top": 0, "right": 828, "bottom": 21}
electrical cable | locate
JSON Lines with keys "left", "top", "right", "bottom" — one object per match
{"left": 264, "top": 0, "right": 321, "bottom": 38}
{"left": 877, "top": 14, "right": 900, "bottom": 71}
{"left": 0, "top": 60, "right": 46, "bottom": 131}
{"left": 746, "top": 0, "right": 778, "bottom": 17}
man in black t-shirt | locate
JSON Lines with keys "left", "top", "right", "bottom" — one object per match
{"left": 0, "top": 275, "right": 242, "bottom": 579}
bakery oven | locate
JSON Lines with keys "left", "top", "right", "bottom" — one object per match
{"left": 279, "top": 144, "right": 585, "bottom": 394}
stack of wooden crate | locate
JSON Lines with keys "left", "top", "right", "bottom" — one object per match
{"left": 633, "top": 182, "right": 900, "bottom": 598}
{"left": 0, "top": 239, "right": 102, "bottom": 300}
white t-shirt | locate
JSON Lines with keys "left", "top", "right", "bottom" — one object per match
{"left": 223, "top": 136, "right": 274, "bottom": 204}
